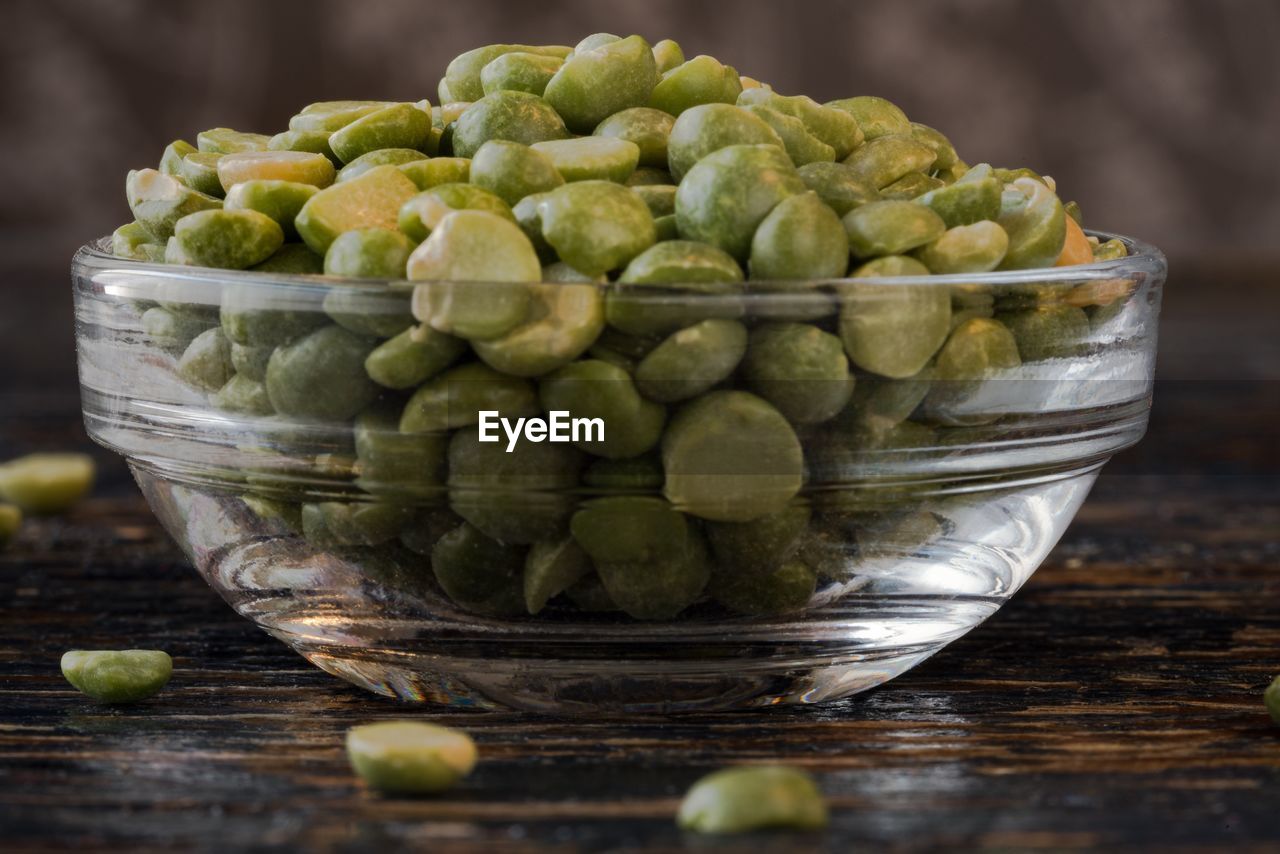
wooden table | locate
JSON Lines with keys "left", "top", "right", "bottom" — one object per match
{"left": 1, "top": 271, "right": 1277, "bottom": 851}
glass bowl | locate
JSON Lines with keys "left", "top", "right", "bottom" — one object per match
{"left": 72, "top": 234, "right": 1165, "bottom": 713}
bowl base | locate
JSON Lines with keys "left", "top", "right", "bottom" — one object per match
{"left": 132, "top": 464, "right": 1092, "bottom": 714}
{"left": 283, "top": 629, "right": 959, "bottom": 713}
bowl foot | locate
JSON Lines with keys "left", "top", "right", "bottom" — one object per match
{"left": 132, "top": 464, "right": 1093, "bottom": 714}
{"left": 286, "top": 634, "right": 952, "bottom": 713}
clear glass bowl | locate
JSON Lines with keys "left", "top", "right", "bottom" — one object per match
{"left": 72, "top": 234, "right": 1165, "bottom": 713}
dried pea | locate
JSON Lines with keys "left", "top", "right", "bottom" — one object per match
{"left": 469, "top": 140, "right": 564, "bottom": 205}
{"left": 346, "top": 721, "right": 477, "bottom": 795}
{"left": 0, "top": 453, "right": 96, "bottom": 514}
{"left": 678, "top": 766, "right": 828, "bottom": 833}
{"left": 329, "top": 103, "right": 430, "bottom": 164}
{"left": 594, "top": 107, "right": 675, "bottom": 168}
{"left": 294, "top": 165, "right": 419, "bottom": 255}
{"left": 61, "top": 650, "right": 172, "bottom": 704}
{"left": 335, "top": 148, "right": 427, "bottom": 183}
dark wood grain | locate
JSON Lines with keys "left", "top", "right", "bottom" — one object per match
{"left": 2, "top": 276, "right": 1278, "bottom": 852}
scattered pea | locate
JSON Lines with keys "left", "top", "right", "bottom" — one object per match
{"left": 678, "top": 766, "right": 828, "bottom": 833}
{"left": 346, "top": 721, "right": 477, "bottom": 795}
{"left": 0, "top": 503, "right": 22, "bottom": 549}
{"left": 0, "top": 453, "right": 96, "bottom": 514}
{"left": 60, "top": 650, "right": 172, "bottom": 704}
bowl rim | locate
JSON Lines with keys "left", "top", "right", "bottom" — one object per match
{"left": 73, "top": 229, "right": 1167, "bottom": 292}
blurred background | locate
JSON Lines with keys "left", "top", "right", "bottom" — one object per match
{"left": 1, "top": 0, "right": 1277, "bottom": 404}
